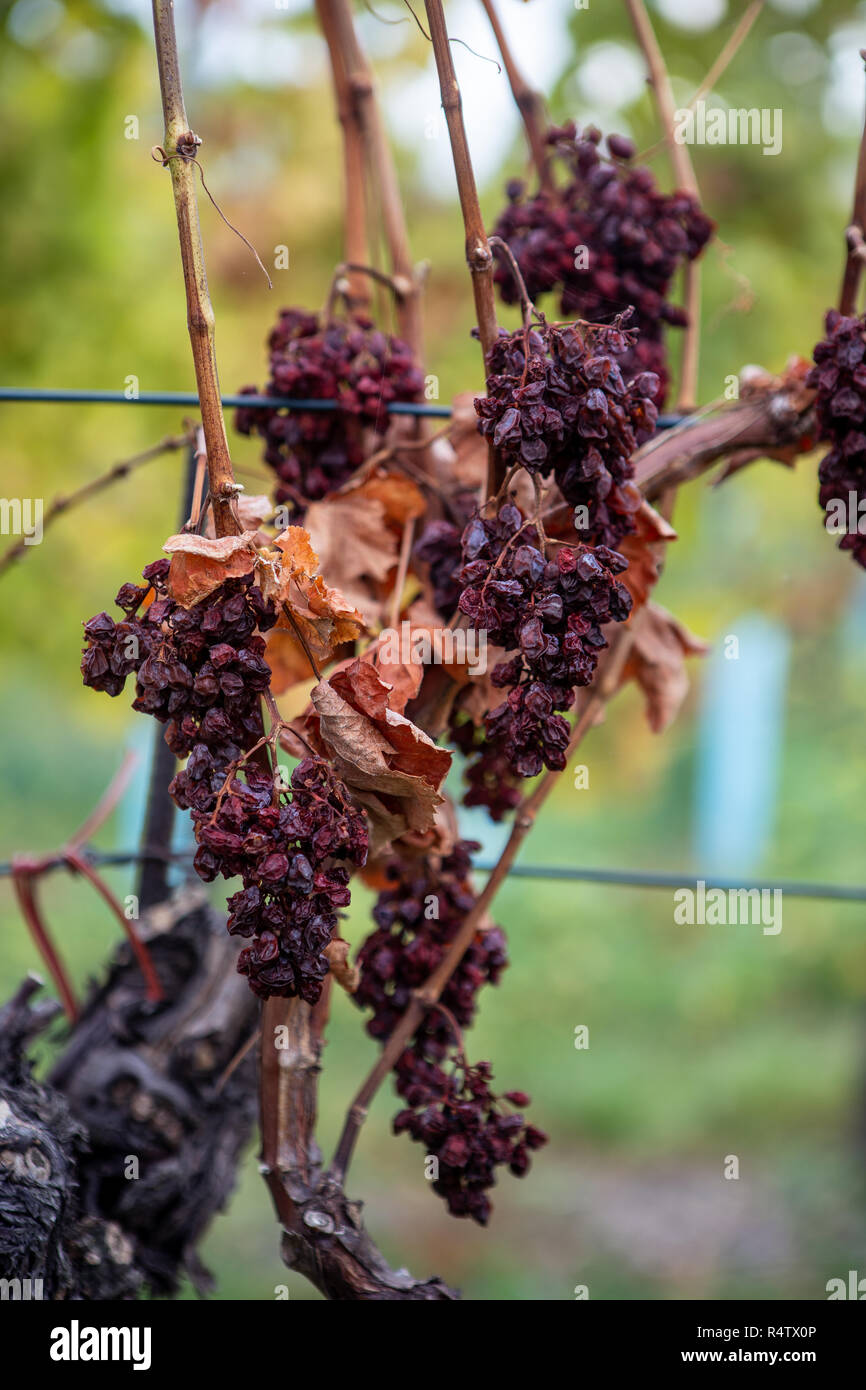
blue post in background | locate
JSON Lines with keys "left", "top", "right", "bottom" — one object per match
{"left": 694, "top": 613, "right": 790, "bottom": 878}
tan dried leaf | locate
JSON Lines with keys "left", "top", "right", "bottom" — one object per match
{"left": 303, "top": 494, "right": 397, "bottom": 625}
{"left": 310, "top": 660, "right": 451, "bottom": 854}
{"left": 324, "top": 937, "right": 359, "bottom": 995}
{"left": 162, "top": 531, "right": 259, "bottom": 607}
{"left": 622, "top": 602, "right": 709, "bottom": 733}
{"left": 264, "top": 526, "right": 365, "bottom": 694}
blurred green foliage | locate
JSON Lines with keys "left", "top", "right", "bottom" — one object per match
{"left": 2, "top": 0, "right": 866, "bottom": 1300}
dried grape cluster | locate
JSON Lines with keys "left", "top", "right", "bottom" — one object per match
{"left": 355, "top": 841, "right": 546, "bottom": 1223}
{"left": 188, "top": 756, "right": 368, "bottom": 1002}
{"left": 235, "top": 308, "right": 424, "bottom": 515}
{"left": 492, "top": 124, "right": 714, "bottom": 405}
{"left": 81, "top": 560, "right": 368, "bottom": 1001}
{"left": 448, "top": 711, "right": 523, "bottom": 822}
{"left": 456, "top": 504, "right": 632, "bottom": 778}
{"left": 807, "top": 308, "right": 866, "bottom": 568}
{"left": 476, "top": 316, "right": 658, "bottom": 551}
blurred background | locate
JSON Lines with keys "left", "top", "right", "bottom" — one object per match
{"left": 2, "top": 0, "right": 866, "bottom": 1300}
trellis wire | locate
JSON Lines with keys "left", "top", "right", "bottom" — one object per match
{"left": 0, "top": 387, "right": 684, "bottom": 429}
{"left": 2, "top": 848, "right": 864, "bottom": 903}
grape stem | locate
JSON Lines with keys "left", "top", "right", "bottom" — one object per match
{"left": 318, "top": 0, "right": 424, "bottom": 356}
{"left": 839, "top": 51, "right": 866, "bottom": 315}
{"left": 151, "top": 0, "right": 241, "bottom": 540}
{"left": 422, "top": 0, "right": 503, "bottom": 496}
{"left": 327, "top": 621, "right": 637, "bottom": 1187}
{"left": 315, "top": 0, "right": 371, "bottom": 312}
{"left": 479, "top": 0, "right": 552, "bottom": 193}
{"left": 623, "top": 0, "right": 701, "bottom": 418}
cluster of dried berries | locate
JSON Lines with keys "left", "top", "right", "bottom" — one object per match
{"left": 235, "top": 308, "right": 423, "bottom": 516}
{"left": 393, "top": 1063, "right": 547, "bottom": 1226}
{"left": 491, "top": 124, "right": 714, "bottom": 405}
{"left": 448, "top": 710, "right": 523, "bottom": 822}
{"left": 355, "top": 840, "right": 545, "bottom": 1223}
{"left": 807, "top": 308, "right": 866, "bottom": 568}
{"left": 81, "top": 561, "right": 274, "bottom": 760}
{"left": 476, "top": 317, "right": 658, "bottom": 552}
{"left": 81, "top": 561, "right": 367, "bottom": 1001}
{"left": 456, "top": 504, "right": 632, "bottom": 778}
{"left": 187, "top": 757, "right": 368, "bottom": 1001}
{"left": 414, "top": 487, "right": 478, "bottom": 620}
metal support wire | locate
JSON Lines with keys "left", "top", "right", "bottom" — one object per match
{"left": 2, "top": 847, "right": 865, "bottom": 904}
{"left": 0, "top": 387, "right": 684, "bottom": 430}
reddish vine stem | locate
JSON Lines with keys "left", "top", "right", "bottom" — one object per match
{"left": 840, "top": 51, "right": 866, "bottom": 315}
{"left": 423, "top": 0, "right": 501, "bottom": 495}
{"left": 328, "top": 625, "right": 635, "bottom": 1185}
{"left": 322, "top": 0, "right": 423, "bottom": 355}
{"left": 479, "top": 0, "right": 551, "bottom": 192}
{"left": 624, "top": 0, "right": 701, "bottom": 417}
{"left": 151, "top": 0, "right": 241, "bottom": 540}
{"left": 315, "top": 0, "right": 370, "bottom": 310}
{"left": 0, "top": 434, "right": 190, "bottom": 581}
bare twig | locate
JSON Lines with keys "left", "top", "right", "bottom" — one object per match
{"left": 840, "top": 51, "right": 866, "bottom": 315}
{"left": 624, "top": 0, "right": 701, "bottom": 415}
{"left": 321, "top": 0, "right": 423, "bottom": 354}
{"left": 632, "top": 375, "right": 815, "bottom": 499}
{"left": 424, "top": 0, "right": 501, "bottom": 495}
{"left": 151, "top": 0, "right": 240, "bottom": 539}
{"left": 479, "top": 0, "right": 551, "bottom": 191}
{"left": 637, "top": 2, "right": 764, "bottom": 166}
{"left": 316, "top": 0, "right": 371, "bottom": 310}
{"left": 0, "top": 434, "right": 189, "bottom": 581}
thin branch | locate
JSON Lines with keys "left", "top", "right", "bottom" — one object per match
{"left": 0, "top": 434, "right": 189, "bottom": 581}
{"left": 151, "top": 0, "right": 240, "bottom": 540}
{"left": 316, "top": 0, "right": 370, "bottom": 310}
{"left": 322, "top": 0, "right": 423, "bottom": 355}
{"left": 388, "top": 516, "right": 416, "bottom": 628}
{"left": 328, "top": 625, "right": 635, "bottom": 1186}
{"left": 423, "top": 0, "right": 501, "bottom": 495}
{"left": 840, "top": 50, "right": 866, "bottom": 315}
{"left": 624, "top": 0, "right": 701, "bottom": 415}
{"left": 637, "top": 1, "right": 764, "bottom": 165}
{"left": 479, "top": 0, "right": 551, "bottom": 192}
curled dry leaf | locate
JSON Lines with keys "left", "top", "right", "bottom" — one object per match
{"left": 612, "top": 499, "right": 677, "bottom": 614}
{"left": 621, "top": 602, "right": 709, "bottom": 733}
{"left": 301, "top": 469, "right": 426, "bottom": 628}
{"left": 310, "top": 659, "right": 451, "bottom": 855}
{"left": 264, "top": 526, "right": 365, "bottom": 694}
{"left": 162, "top": 531, "right": 259, "bottom": 607}
{"left": 324, "top": 937, "right": 359, "bottom": 995}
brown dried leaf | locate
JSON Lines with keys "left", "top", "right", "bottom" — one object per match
{"left": 346, "top": 468, "right": 426, "bottom": 525}
{"left": 617, "top": 500, "right": 678, "bottom": 613}
{"left": 303, "top": 494, "right": 397, "bottom": 626}
{"left": 622, "top": 602, "right": 709, "bottom": 733}
{"left": 324, "top": 937, "right": 359, "bottom": 995}
{"left": 162, "top": 531, "right": 259, "bottom": 607}
{"left": 264, "top": 526, "right": 365, "bottom": 694}
{"left": 311, "top": 660, "right": 451, "bottom": 854}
